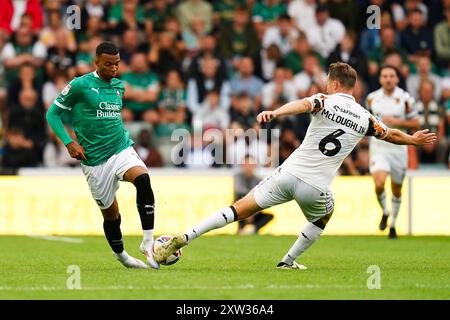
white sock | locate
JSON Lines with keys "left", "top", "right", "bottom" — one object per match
{"left": 142, "top": 229, "right": 154, "bottom": 243}
{"left": 115, "top": 250, "right": 130, "bottom": 261}
{"left": 377, "top": 191, "right": 389, "bottom": 216}
{"left": 185, "top": 206, "right": 237, "bottom": 243}
{"left": 282, "top": 223, "right": 323, "bottom": 265}
{"left": 390, "top": 195, "right": 402, "bottom": 228}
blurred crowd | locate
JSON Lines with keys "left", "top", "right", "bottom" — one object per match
{"left": 0, "top": 0, "right": 450, "bottom": 173}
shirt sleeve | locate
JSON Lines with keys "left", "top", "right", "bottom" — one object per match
{"left": 305, "top": 93, "right": 327, "bottom": 114}
{"left": 52, "top": 77, "right": 81, "bottom": 111}
{"left": 366, "top": 114, "right": 388, "bottom": 140}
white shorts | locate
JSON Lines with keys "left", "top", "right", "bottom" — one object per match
{"left": 253, "top": 167, "right": 334, "bottom": 223}
{"left": 369, "top": 151, "right": 407, "bottom": 185}
{"left": 81, "top": 147, "right": 147, "bottom": 209}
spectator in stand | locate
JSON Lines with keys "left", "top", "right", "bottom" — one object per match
{"left": 121, "top": 52, "right": 160, "bottom": 124}
{"left": 230, "top": 92, "right": 257, "bottom": 131}
{"left": 187, "top": 55, "right": 231, "bottom": 114}
{"left": 118, "top": 29, "right": 144, "bottom": 74}
{"left": 7, "top": 63, "right": 42, "bottom": 113}
{"left": 8, "top": 88, "right": 46, "bottom": 162}
{"left": 407, "top": 55, "right": 442, "bottom": 101}
{"left": 148, "top": 31, "right": 183, "bottom": 80}
{"left": 305, "top": 4, "right": 346, "bottom": 59}
{"left": 229, "top": 57, "right": 264, "bottom": 111}
{"left": 262, "top": 66, "right": 297, "bottom": 111}
{"left": 401, "top": 8, "right": 434, "bottom": 65}
{"left": 0, "top": 0, "right": 43, "bottom": 35}
{"left": 288, "top": 0, "right": 317, "bottom": 32}
{"left": 45, "top": 29, "right": 77, "bottom": 80}
{"left": 258, "top": 43, "right": 283, "bottom": 81}
{"left": 1, "top": 26, "right": 47, "bottom": 83}
{"left": 262, "top": 13, "right": 298, "bottom": 56}
{"left": 108, "top": 0, "right": 145, "bottom": 35}
{"left": 2, "top": 127, "right": 38, "bottom": 169}
{"left": 188, "top": 34, "right": 227, "bottom": 81}
{"left": 284, "top": 32, "right": 323, "bottom": 75}
{"left": 155, "top": 70, "right": 190, "bottom": 138}
{"left": 367, "top": 27, "right": 406, "bottom": 78}
{"left": 192, "top": 90, "right": 230, "bottom": 131}
{"left": 176, "top": 0, "right": 213, "bottom": 34}
{"left": 182, "top": 17, "right": 207, "bottom": 55}
{"left": 415, "top": 79, "right": 447, "bottom": 163}
{"left": 327, "top": 31, "right": 368, "bottom": 82}
{"left": 251, "top": 0, "right": 287, "bottom": 38}
{"left": 293, "top": 52, "right": 327, "bottom": 98}
{"left": 434, "top": 6, "right": 450, "bottom": 69}
{"left": 327, "top": 0, "right": 359, "bottom": 31}
{"left": 134, "top": 128, "right": 164, "bottom": 168}
{"left": 144, "top": 0, "right": 175, "bottom": 36}
{"left": 42, "top": 71, "right": 68, "bottom": 110}
{"left": 218, "top": 6, "right": 259, "bottom": 66}
{"left": 39, "top": 9, "right": 77, "bottom": 52}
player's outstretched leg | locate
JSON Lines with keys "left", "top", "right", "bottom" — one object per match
{"left": 154, "top": 193, "right": 261, "bottom": 263}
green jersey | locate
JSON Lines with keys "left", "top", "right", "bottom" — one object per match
{"left": 52, "top": 71, "right": 133, "bottom": 166}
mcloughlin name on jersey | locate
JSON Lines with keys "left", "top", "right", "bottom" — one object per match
{"left": 51, "top": 71, "right": 133, "bottom": 166}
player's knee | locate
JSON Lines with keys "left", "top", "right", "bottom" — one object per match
{"left": 374, "top": 183, "right": 385, "bottom": 195}
{"left": 312, "top": 212, "right": 333, "bottom": 230}
{"left": 134, "top": 173, "right": 154, "bottom": 201}
{"left": 392, "top": 188, "right": 402, "bottom": 198}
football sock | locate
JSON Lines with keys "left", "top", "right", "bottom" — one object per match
{"left": 282, "top": 222, "right": 323, "bottom": 265}
{"left": 103, "top": 215, "right": 124, "bottom": 254}
{"left": 390, "top": 195, "right": 402, "bottom": 228}
{"left": 142, "top": 229, "right": 154, "bottom": 244}
{"left": 134, "top": 173, "right": 155, "bottom": 231}
{"left": 185, "top": 206, "right": 237, "bottom": 243}
{"left": 377, "top": 191, "right": 389, "bottom": 216}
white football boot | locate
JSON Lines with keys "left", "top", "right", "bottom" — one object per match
{"left": 276, "top": 261, "right": 307, "bottom": 270}
{"left": 139, "top": 241, "right": 160, "bottom": 269}
{"left": 154, "top": 234, "right": 187, "bottom": 263}
{"left": 113, "top": 251, "right": 148, "bottom": 269}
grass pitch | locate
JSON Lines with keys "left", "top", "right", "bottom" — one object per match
{"left": 0, "top": 235, "right": 449, "bottom": 300}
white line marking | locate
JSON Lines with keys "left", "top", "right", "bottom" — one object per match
{"left": 27, "top": 235, "right": 84, "bottom": 244}
{"left": 1, "top": 283, "right": 449, "bottom": 292}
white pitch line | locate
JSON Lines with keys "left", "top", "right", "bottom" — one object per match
{"left": 27, "top": 235, "right": 84, "bottom": 244}
{"left": 1, "top": 283, "right": 449, "bottom": 292}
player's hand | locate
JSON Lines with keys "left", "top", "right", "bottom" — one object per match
{"left": 413, "top": 129, "right": 437, "bottom": 146}
{"left": 66, "top": 141, "right": 87, "bottom": 161}
{"left": 257, "top": 111, "right": 277, "bottom": 124}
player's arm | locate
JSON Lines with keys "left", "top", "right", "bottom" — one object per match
{"left": 367, "top": 114, "right": 436, "bottom": 146}
{"left": 46, "top": 80, "right": 87, "bottom": 161}
{"left": 256, "top": 95, "right": 324, "bottom": 123}
{"left": 382, "top": 116, "right": 420, "bottom": 130}
{"left": 383, "top": 128, "right": 436, "bottom": 146}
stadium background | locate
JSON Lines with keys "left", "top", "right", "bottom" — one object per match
{"left": 0, "top": 0, "right": 449, "bottom": 236}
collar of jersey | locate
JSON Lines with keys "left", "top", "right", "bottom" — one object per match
{"left": 92, "top": 70, "right": 113, "bottom": 84}
{"left": 334, "top": 92, "right": 355, "bottom": 101}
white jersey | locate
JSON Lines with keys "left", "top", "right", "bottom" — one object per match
{"left": 366, "top": 87, "right": 417, "bottom": 154}
{"left": 282, "top": 93, "right": 388, "bottom": 192}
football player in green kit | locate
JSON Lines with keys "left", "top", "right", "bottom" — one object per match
{"left": 46, "top": 42, "right": 159, "bottom": 269}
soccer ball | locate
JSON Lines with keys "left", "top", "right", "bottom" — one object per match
{"left": 152, "top": 235, "right": 182, "bottom": 266}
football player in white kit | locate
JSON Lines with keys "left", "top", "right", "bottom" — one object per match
{"left": 155, "top": 63, "right": 436, "bottom": 269}
{"left": 366, "top": 66, "right": 420, "bottom": 239}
